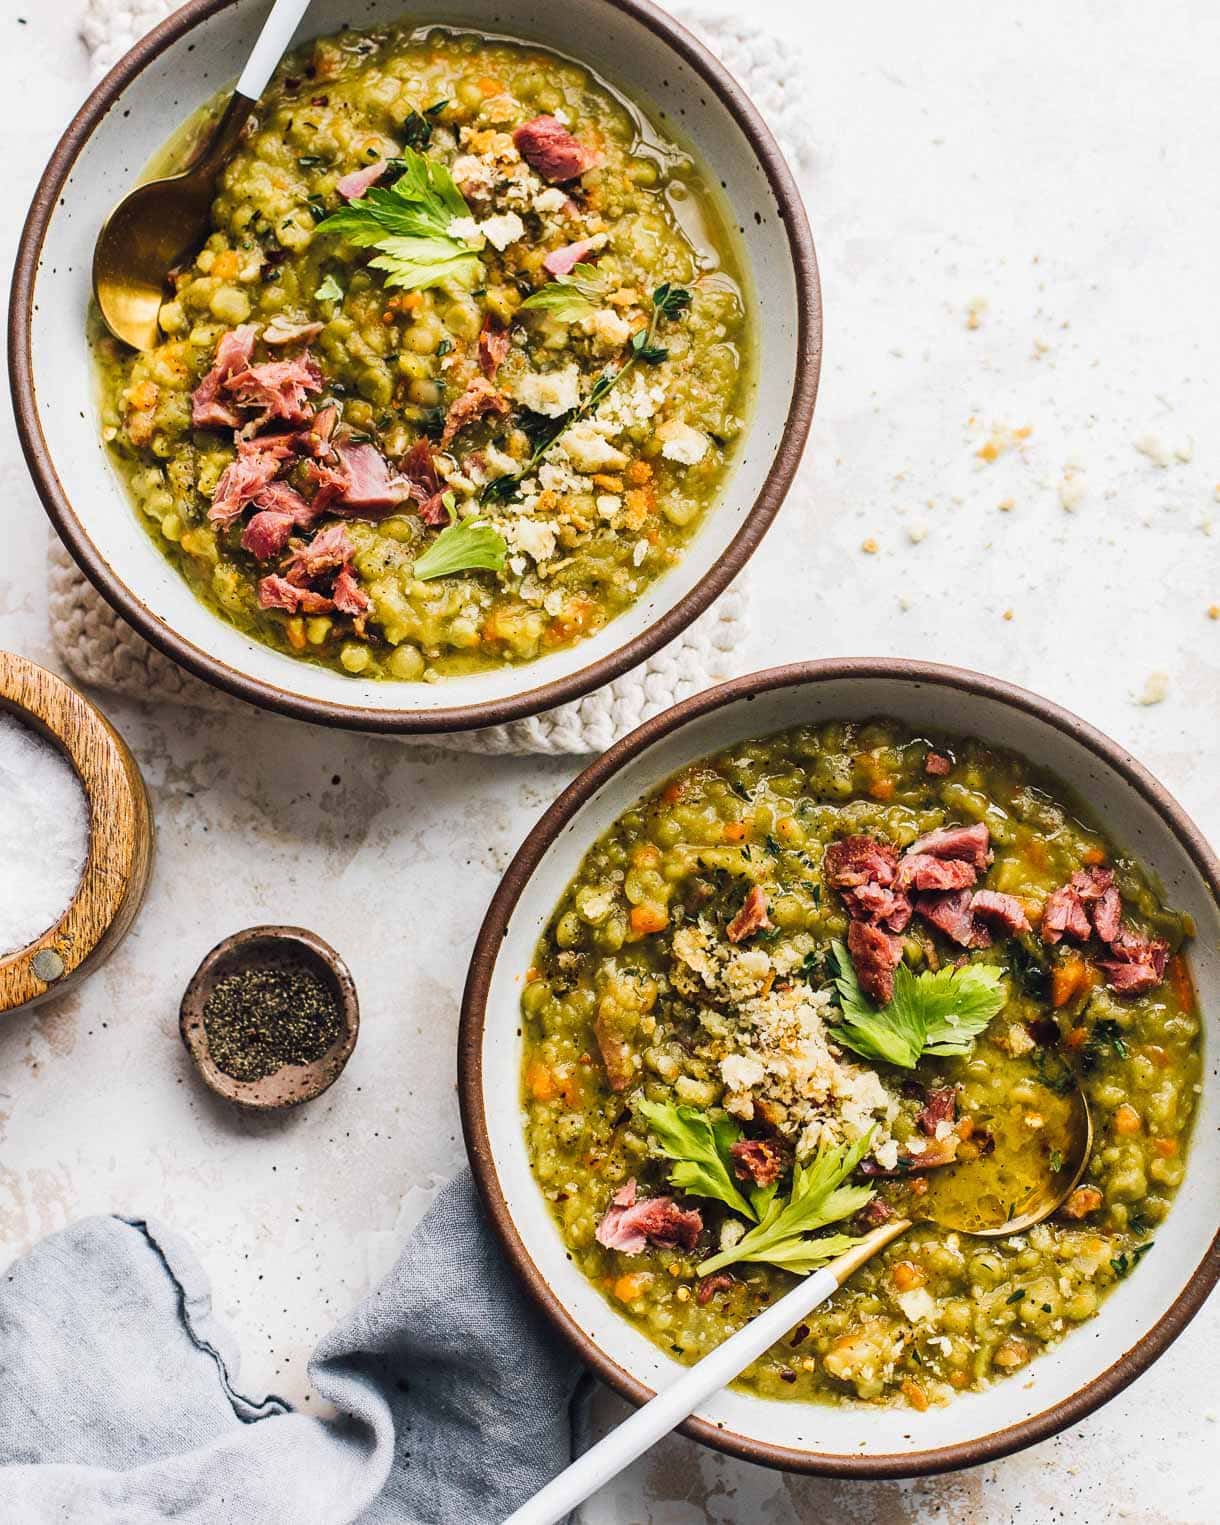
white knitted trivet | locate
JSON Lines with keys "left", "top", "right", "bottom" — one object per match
{"left": 58, "top": 1, "right": 810, "bottom": 754}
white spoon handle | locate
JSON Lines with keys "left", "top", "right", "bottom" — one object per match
{"left": 503, "top": 1264, "right": 841, "bottom": 1525}
{"left": 236, "top": 0, "right": 314, "bottom": 102}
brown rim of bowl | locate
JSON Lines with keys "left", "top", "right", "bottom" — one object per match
{"left": 459, "top": 657, "right": 1220, "bottom": 1478}
{"left": 8, "top": 0, "right": 821, "bottom": 736}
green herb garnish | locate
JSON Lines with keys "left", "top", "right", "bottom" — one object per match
{"left": 698, "top": 1133, "right": 875, "bottom": 1278}
{"left": 314, "top": 144, "right": 483, "bottom": 293}
{"left": 1083, "top": 1018, "right": 1130, "bottom": 1072}
{"left": 1111, "top": 1241, "right": 1155, "bottom": 1280}
{"left": 1006, "top": 1288, "right": 1027, "bottom": 1304}
{"left": 828, "top": 942, "right": 1007, "bottom": 1070}
{"left": 413, "top": 494, "right": 507, "bottom": 581}
{"left": 398, "top": 98, "right": 450, "bottom": 152}
{"left": 635, "top": 1099, "right": 757, "bottom": 1220}
{"left": 482, "top": 282, "right": 692, "bottom": 504}
{"left": 518, "top": 262, "right": 610, "bottom": 322}
{"left": 1032, "top": 1046, "right": 1077, "bottom": 1097}
{"left": 314, "top": 273, "right": 345, "bottom": 303}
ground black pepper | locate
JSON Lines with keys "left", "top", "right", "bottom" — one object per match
{"left": 202, "top": 961, "right": 341, "bottom": 1081}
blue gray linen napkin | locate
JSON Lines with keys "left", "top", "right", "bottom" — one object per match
{"left": 0, "top": 1172, "right": 584, "bottom": 1523}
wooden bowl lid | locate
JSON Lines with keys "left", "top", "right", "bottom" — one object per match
{"left": 0, "top": 651, "right": 152, "bottom": 1016}
{"left": 179, "top": 926, "right": 359, "bottom": 1109}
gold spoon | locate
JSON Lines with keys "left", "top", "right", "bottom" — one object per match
{"left": 93, "top": 0, "right": 314, "bottom": 352}
{"left": 506, "top": 1084, "right": 1093, "bottom": 1525}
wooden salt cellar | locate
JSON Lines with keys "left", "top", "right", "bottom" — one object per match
{"left": 0, "top": 651, "right": 153, "bottom": 1016}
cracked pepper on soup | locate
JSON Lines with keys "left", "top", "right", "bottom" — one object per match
{"left": 92, "top": 25, "right": 751, "bottom": 680}
{"left": 521, "top": 722, "right": 1201, "bottom": 1407}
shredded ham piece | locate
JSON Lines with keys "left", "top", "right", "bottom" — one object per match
{"left": 240, "top": 510, "right": 297, "bottom": 560}
{"left": 726, "top": 886, "right": 771, "bottom": 943}
{"left": 970, "top": 889, "right": 1031, "bottom": 936}
{"left": 906, "top": 822, "right": 992, "bottom": 870}
{"left": 847, "top": 920, "right": 903, "bottom": 1005}
{"left": 336, "top": 158, "right": 387, "bottom": 200}
{"left": 729, "top": 1138, "right": 786, "bottom": 1187}
{"left": 915, "top": 888, "right": 991, "bottom": 949}
{"left": 440, "top": 376, "right": 510, "bottom": 447}
{"left": 593, "top": 1180, "right": 702, "bottom": 1254}
{"left": 332, "top": 564, "right": 370, "bottom": 619}
{"left": 262, "top": 316, "right": 326, "bottom": 347}
{"left": 512, "top": 115, "right": 599, "bottom": 183}
{"left": 543, "top": 238, "right": 597, "bottom": 277}
{"left": 226, "top": 352, "right": 323, "bottom": 428}
{"left": 209, "top": 434, "right": 295, "bottom": 527}
{"left": 400, "top": 437, "right": 451, "bottom": 523}
{"left": 191, "top": 324, "right": 257, "bottom": 429}
{"left": 329, "top": 442, "right": 413, "bottom": 516}
{"left": 281, "top": 522, "right": 354, "bottom": 585}
{"left": 256, "top": 575, "right": 334, "bottom": 614}
{"left": 477, "top": 319, "right": 510, "bottom": 379}
{"left": 897, "top": 854, "right": 978, "bottom": 893}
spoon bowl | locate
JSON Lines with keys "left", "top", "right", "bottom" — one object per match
{"left": 91, "top": 0, "right": 312, "bottom": 351}
{"left": 93, "top": 94, "right": 251, "bottom": 351}
{"left": 916, "top": 1079, "right": 1095, "bottom": 1238}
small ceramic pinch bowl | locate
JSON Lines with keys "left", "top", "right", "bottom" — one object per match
{"left": 180, "top": 924, "right": 359, "bottom": 1109}
{"left": 459, "top": 659, "right": 1220, "bottom": 1477}
{"left": 0, "top": 651, "right": 153, "bottom": 1018}
{"left": 11, "top": 0, "right": 820, "bottom": 735}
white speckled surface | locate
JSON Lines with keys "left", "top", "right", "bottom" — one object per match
{"left": 0, "top": 2, "right": 1216, "bottom": 1520}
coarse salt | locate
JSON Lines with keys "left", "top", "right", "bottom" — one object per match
{"left": 0, "top": 713, "right": 90, "bottom": 955}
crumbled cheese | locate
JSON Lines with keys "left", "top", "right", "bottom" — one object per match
{"left": 513, "top": 366, "right": 582, "bottom": 418}
{"left": 719, "top": 1218, "right": 746, "bottom": 1252}
{"left": 533, "top": 186, "right": 569, "bottom": 214}
{"left": 504, "top": 518, "right": 558, "bottom": 565}
{"left": 720, "top": 1053, "right": 766, "bottom": 1093}
{"left": 584, "top": 307, "right": 633, "bottom": 353}
{"left": 482, "top": 443, "right": 520, "bottom": 479}
{"left": 895, "top": 1288, "right": 938, "bottom": 1324}
{"left": 1133, "top": 433, "right": 1173, "bottom": 467}
{"left": 553, "top": 107, "right": 573, "bottom": 126}
{"left": 872, "top": 1137, "right": 900, "bottom": 1171}
{"left": 479, "top": 211, "right": 526, "bottom": 250}
{"left": 596, "top": 493, "right": 622, "bottom": 519}
{"left": 558, "top": 423, "right": 629, "bottom": 473}
{"left": 632, "top": 539, "right": 649, "bottom": 566}
{"left": 1058, "top": 466, "right": 1087, "bottom": 512}
{"left": 934, "top": 1119, "right": 953, "bottom": 1141}
{"left": 657, "top": 419, "right": 710, "bottom": 466}
{"left": 452, "top": 154, "right": 495, "bottom": 198}
{"left": 596, "top": 372, "right": 664, "bottom": 435}
{"left": 1136, "top": 671, "right": 1170, "bottom": 706}
{"left": 479, "top": 94, "right": 518, "bottom": 127}
{"left": 999, "top": 1022, "right": 1036, "bottom": 1057}
{"left": 448, "top": 215, "right": 482, "bottom": 243}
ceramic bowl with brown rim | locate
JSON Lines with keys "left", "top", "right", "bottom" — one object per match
{"left": 459, "top": 660, "right": 1220, "bottom": 1476}
{"left": 9, "top": 0, "right": 818, "bottom": 735}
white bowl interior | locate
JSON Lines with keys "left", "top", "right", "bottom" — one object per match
{"left": 29, "top": 0, "right": 801, "bottom": 717}
{"left": 478, "top": 673, "right": 1218, "bottom": 1460}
